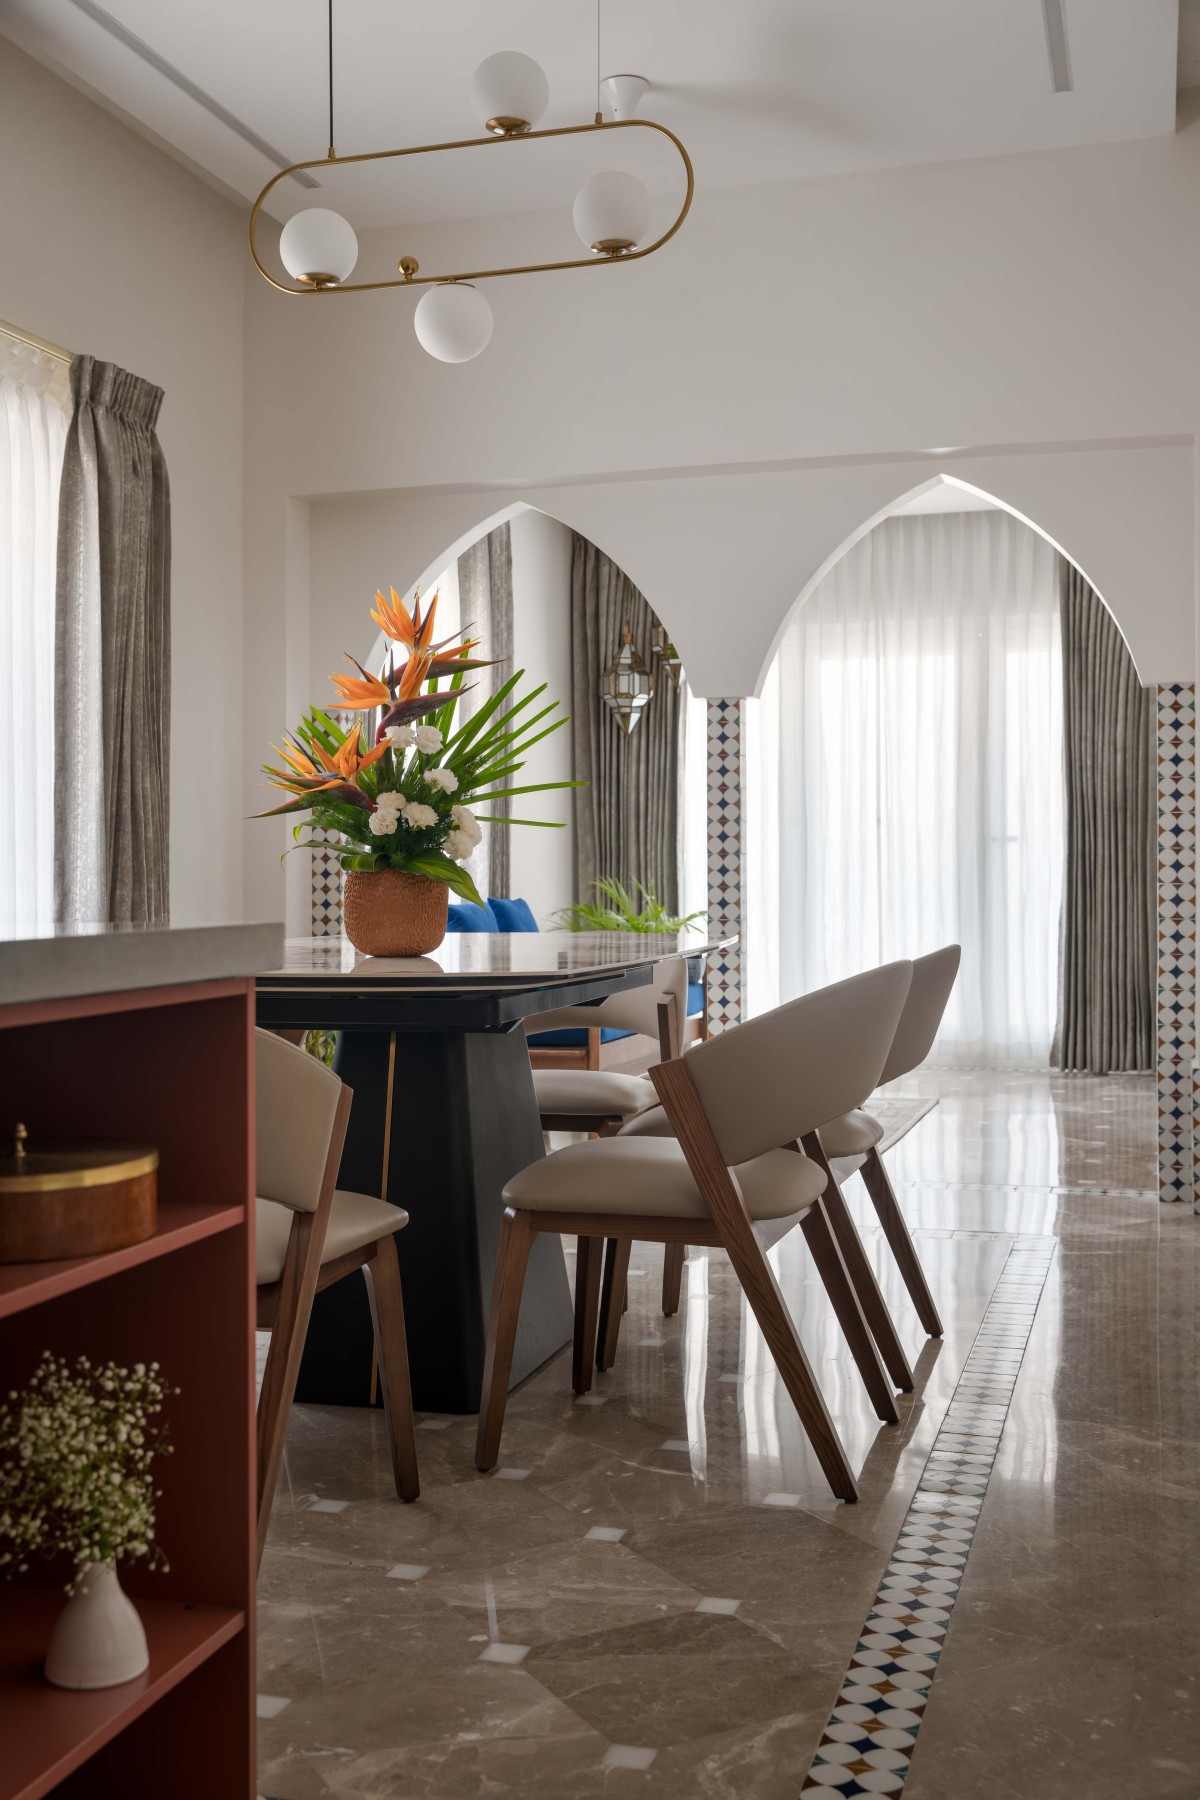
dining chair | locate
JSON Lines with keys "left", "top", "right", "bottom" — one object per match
{"left": 254, "top": 1029, "right": 419, "bottom": 1568}
{"left": 817, "top": 945, "right": 961, "bottom": 1338}
{"left": 528, "top": 952, "right": 691, "bottom": 1072}
{"left": 476, "top": 961, "right": 914, "bottom": 1503}
{"left": 533, "top": 968, "right": 688, "bottom": 1332}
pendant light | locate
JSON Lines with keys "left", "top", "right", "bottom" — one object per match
{"left": 601, "top": 616, "right": 655, "bottom": 736}
{"left": 249, "top": 1, "right": 693, "bottom": 364}
{"left": 414, "top": 283, "right": 494, "bottom": 363}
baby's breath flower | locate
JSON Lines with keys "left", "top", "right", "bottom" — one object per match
{"left": 0, "top": 1352, "right": 174, "bottom": 1593}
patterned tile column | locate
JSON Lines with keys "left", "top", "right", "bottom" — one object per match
{"left": 706, "top": 699, "right": 745, "bottom": 1031}
{"left": 1155, "top": 684, "right": 1197, "bottom": 1206}
{"left": 310, "top": 828, "right": 346, "bottom": 938}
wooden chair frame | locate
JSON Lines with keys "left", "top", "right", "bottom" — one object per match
{"left": 255, "top": 1084, "right": 419, "bottom": 1568}
{"left": 477, "top": 1052, "right": 908, "bottom": 1504}
{"left": 839, "top": 1141, "right": 943, "bottom": 1337}
{"left": 537, "top": 998, "right": 685, "bottom": 1325}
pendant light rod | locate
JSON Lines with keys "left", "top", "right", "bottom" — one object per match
{"left": 595, "top": 0, "right": 602, "bottom": 125}
{"left": 327, "top": 0, "right": 335, "bottom": 157}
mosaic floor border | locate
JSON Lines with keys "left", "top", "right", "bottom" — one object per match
{"left": 800, "top": 1234, "right": 1057, "bottom": 1797}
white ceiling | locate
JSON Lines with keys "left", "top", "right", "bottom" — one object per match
{"left": 0, "top": 0, "right": 1184, "bottom": 227}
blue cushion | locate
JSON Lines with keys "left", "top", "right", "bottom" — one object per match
{"left": 687, "top": 980, "right": 705, "bottom": 1018}
{"left": 445, "top": 900, "right": 498, "bottom": 933}
{"left": 527, "top": 1026, "right": 633, "bottom": 1047}
{"left": 487, "top": 896, "right": 539, "bottom": 933}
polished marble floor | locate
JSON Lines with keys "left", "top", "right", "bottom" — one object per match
{"left": 257, "top": 1069, "right": 1200, "bottom": 1799}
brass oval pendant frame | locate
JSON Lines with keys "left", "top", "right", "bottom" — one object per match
{"left": 248, "top": 116, "right": 694, "bottom": 295}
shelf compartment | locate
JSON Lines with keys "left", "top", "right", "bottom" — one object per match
{"left": 0, "top": 1589, "right": 243, "bottom": 1800}
{"left": 0, "top": 1199, "right": 242, "bottom": 1320}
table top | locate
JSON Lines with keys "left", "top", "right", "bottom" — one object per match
{"left": 0, "top": 921, "right": 284, "bottom": 1008}
{"left": 255, "top": 931, "right": 733, "bottom": 1033}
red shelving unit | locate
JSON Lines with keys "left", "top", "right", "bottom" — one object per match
{"left": 0, "top": 977, "right": 256, "bottom": 1798}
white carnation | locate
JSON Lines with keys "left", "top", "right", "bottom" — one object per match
{"left": 451, "top": 804, "right": 483, "bottom": 846}
{"left": 385, "top": 726, "right": 416, "bottom": 750}
{"left": 444, "top": 829, "right": 473, "bottom": 862}
{"left": 403, "top": 801, "right": 439, "bottom": 829}
{"left": 414, "top": 725, "right": 443, "bottom": 753}
{"left": 425, "top": 766, "right": 458, "bottom": 794}
{"left": 368, "top": 810, "right": 395, "bottom": 836}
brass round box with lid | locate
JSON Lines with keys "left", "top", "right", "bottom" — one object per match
{"left": 0, "top": 1124, "right": 158, "bottom": 1263}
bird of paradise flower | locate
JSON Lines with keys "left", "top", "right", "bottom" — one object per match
{"left": 254, "top": 583, "right": 582, "bottom": 908}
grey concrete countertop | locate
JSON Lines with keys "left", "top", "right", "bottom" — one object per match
{"left": 0, "top": 921, "right": 285, "bottom": 1008}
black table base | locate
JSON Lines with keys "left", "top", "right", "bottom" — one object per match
{"left": 294, "top": 1026, "right": 574, "bottom": 1414}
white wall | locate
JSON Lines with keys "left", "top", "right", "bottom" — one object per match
{"left": 0, "top": 40, "right": 246, "bottom": 925}
{"left": 243, "top": 107, "right": 1200, "bottom": 921}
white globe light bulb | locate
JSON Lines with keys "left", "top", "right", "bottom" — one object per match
{"left": 572, "top": 170, "right": 653, "bottom": 255}
{"left": 414, "top": 284, "right": 494, "bottom": 363}
{"left": 471, "top": 51, "right": 549, "bottom": 134}
{"left": 278, "top": 207, "right": 359, "bottom": 287}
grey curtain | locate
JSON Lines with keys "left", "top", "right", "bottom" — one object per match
{"left": 570, "top": 533, "right": 683, "bottom": 910}
{"left": 1053, "top": 560, "right": 1154, "bottom": 1072}
{"left": 55, "top": 356, "right": 170, "bottom": 926}
{"left": 457, "top": 521, "right": 513, "bottom": 896}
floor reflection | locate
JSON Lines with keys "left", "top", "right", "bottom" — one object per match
{"left": 257, "top": 1069, "right": 1196, "bottom": 1800}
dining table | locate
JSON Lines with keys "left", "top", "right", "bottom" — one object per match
{"left": 255, "top": 930, "right": 734, "bottom": 1413}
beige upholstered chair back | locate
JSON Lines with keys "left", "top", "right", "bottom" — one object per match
{"left": 879, "top": 945, "right": 961, "bottom": 1084}
{"left": 255, "top": 1028, "right": 344, "bottom": 1213}
{"left": 527, "top": 954, "right": 690, "bottom": 1041}
{"left": 680, "top": 963, "right": 913, "bottom": 1167}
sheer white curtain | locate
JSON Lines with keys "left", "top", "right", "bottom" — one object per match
{"left": 0, "top": 340, "right": 69, "bottom": 934}
{"left": 745, "top": 509, "right": 1063, "bottom": 1066}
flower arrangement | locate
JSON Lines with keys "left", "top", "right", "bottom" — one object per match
{"left": 0, "top": 1352, "right": 175, "bottom": 1593}
{"left": 257, "top": 585, "right": 577, "bottom": 907}
{"left": 551, "top": 877, "right": 705, "bottom": 935}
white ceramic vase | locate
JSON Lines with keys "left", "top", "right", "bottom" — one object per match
{"left": 44, "top": 1562, "right": 149, "bottom": 1690}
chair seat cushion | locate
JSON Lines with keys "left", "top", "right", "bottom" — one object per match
{"left": 819, "top": 1109, "right": 884, "bottom": 1158}
{"left": 504, "top": 1137, "right": 825, "bottom": 1221}
{"left": 617, "top": 1103, "right": 672, "bottom": 1138}
{"left": 256, "top": 1189, "right": 409, "bottom": 1286}
{"left": 533, "top": 1069, "right": 658, "bottom": 1120}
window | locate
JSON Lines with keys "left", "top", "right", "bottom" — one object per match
{"left": 0, "top": 330, "right": 69, "bottom": 933}
{"left": 744, "top": 509, "right": 1063, "bottom": 1066}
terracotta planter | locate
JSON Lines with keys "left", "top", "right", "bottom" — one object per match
{"left": 343, "top": 870, "right": 449, "bottom": 957}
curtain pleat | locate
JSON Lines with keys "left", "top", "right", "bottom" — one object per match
{"left": 570, "top": 533, "right": 683, "bottom": 911}
{"left": 744, "top": 510, "right": 1063, "bottom": 1065}
{"left": 0, "top": 340, "right": 69, "bottom": 934}
{"left": 457, "top": 521, "right": 513, "bottom": 897}
{"left": 55, "top": 356, "right": 171, "bottom": 926}
{"left": 1053, "top": 562, "right": 1154, "bottom": 1072}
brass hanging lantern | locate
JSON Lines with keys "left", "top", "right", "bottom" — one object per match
{"left": 601, "top": 620, "right": 655, "bottom": 736}
{"left": 650, "top": 623, "right": 683, "bottom": 687}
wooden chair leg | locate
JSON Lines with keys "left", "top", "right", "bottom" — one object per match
{"left": 801, "top": 1133, "right": 915, "bottom": 1393}
{"left": 255, "top": 1211, "right": 327, "bottom": 1571}
{"left": 650, "top": 1057, "right": 858, "bottom": 1502}
{"left": 362, "top": 1234, "right": 420, "bottom": 1503}
{"left": 861, "top": 1147, "right": 944, "bottom": 1337}
{"left": 724, "top": 1223, "right": 858, "bottom": 1502}
{"left": 572, "top": 1235, "right": 604, "bottom": 1394}
{"left": 475, "top": 1207, "right": 535, "bottom": 1472}
{"left": 802, "top": 1201, "right": 899, "bottom": 1424}
{"left": 597, "top": 1237, "right": 631, "bottom": 1371}
{"left": 662, "top": 1241, "right": 685, "bottom": 1316}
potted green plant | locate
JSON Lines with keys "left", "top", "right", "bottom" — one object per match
{"left": 256, "top": 585, "right": 579, "bottom": 956}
